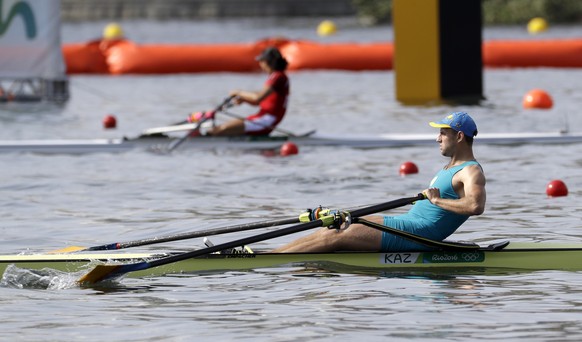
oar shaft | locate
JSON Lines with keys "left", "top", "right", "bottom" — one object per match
{"left": 79, "top": 194, "right": 424, "bottom": 284}
{"left": 145, "top": 194, "right": 424, "bottom": 268}
{"left": 87, "top": 217, "right": 299, "bottom": 251}
{"left": 349, "top": 194, "right": 424, "bottom": 217}
{"left": 166, "top": 120, "right": 205, "bottom": 151}
{"left": 148, "top": 220, "right": 323, "bottom": 268}
{"left": 79, "top": 198, "right": 421, "bottom": 252}
{"left": 80, "top": 219, "right": 327, "bottom": 282}
{"left": 168, "top": 96, "right": 235, "bottom": 152}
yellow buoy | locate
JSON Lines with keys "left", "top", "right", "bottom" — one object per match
{"left": 103, "top": 23, "right": 124, "bottom": 40}
{"left": 527, "top": 17, "right": 548, "bottom": 34}
{"left": 317, "top": 20, "right": 337, "bottom": 37}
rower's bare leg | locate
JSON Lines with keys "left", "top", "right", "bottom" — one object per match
{"left": 208, "top": 119, "right": 245, "bottom": 136}
{"left": 272, "top": 215, "right": 384, "bottom": 253}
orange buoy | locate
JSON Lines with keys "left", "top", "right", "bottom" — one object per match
{"left": 280, "top": 142, "right": 299, "bottom": 156}
{"left": 399, "top": 161, "right": 419, "bottom": 176}
{"left": 546, "top": 180, "right": 568, "bottom": 197}
{"left": 523, "top": 89, "right": 553, "bottom": 109}
{"left": 103, "top": 114, "right": 117, "bottom": 129}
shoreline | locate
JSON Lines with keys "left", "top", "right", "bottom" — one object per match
{"left": 60, "top": 0, "right": 357, "bottom": 21}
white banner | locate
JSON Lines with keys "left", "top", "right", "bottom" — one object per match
{"left": 0, "top": 0, "right": 65, "bottom": 78}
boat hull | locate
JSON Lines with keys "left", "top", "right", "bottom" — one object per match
{"left": 2, "top": 242, "right": 582, "bottom": 278}
{"left": 2, "top": 131, "right": 582, "bottom": 154}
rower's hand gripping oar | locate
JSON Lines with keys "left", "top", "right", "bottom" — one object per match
{"left": 166, "top": 95, "right": 235, "bottom": 152}
{"left": 78, "top": 193, "right": 424, "bottom": 285}
{"left": 50, "top": 217, "right": 300, "bottom": 254}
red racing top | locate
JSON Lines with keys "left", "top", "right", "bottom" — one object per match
{"left": 247, "top": 71, "right": 289, "bottom": 127}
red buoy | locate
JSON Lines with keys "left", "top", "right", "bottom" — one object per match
{"left": 399, "top": 161, "right": 419, "bottom": 176}
{"left": 546, "top": 180, "right": 568, "bottom": 197}
{"left": 103, "top": 114, "right": 117, "bottom": 129}
{"left": 280, "top": 142, "right": 299, "bottom": 156}
{"left": 523, "top": 89, "right": 553, "bottom": 109}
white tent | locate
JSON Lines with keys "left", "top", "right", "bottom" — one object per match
{"left": 0, "top": 0, "right": 68, "bottom": 102}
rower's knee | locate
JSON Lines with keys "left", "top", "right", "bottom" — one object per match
{"left": 315, "top": 227, "right": 355, "bottom": 250}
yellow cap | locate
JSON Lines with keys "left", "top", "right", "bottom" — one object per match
{"left": 103, "top": 23, "right": 124, "bottom": 40}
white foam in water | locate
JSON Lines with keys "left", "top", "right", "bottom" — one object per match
{"left": 0, "top": 264, "right": 82, "bottom": 290}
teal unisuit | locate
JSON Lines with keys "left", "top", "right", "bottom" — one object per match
{"left": 381, "top": 160, "right": 482, "bottom": 252}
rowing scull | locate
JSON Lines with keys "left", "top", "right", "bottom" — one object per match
{"left": 2, "top": 131, "right": 582, "bottom": 154}
{"left": 2, "top": 242, "right": 582, "bottom": 278}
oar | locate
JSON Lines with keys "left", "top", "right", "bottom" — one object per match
{"left": 166, "top": 96, "right": 234, "bottom": 152}
{"left": 78, "top": 193, "right": 424, "bottom": 284}
{"left": 219, "top": 109, "right": 314, "bottom": 137}
{"left": 142, "top": 99, "right": 236, "bottom": 137}
{"left": 50, "top": 217, "right": 300, "bottom": 254}
{"left": 140, "top": 122, "right": 200, "bottom": 136}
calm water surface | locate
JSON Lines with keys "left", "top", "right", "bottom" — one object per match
{"left": 1, "top": 19, "right": 582, "bottom": 341}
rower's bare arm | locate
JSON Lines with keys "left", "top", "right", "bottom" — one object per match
{"left": 427, "top": 165, "right": 486, "bottom": 216}
{"left": 230, "top": 86, "right": 273, "bottom": 105}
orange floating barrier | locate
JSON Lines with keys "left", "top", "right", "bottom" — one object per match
{"left": 106, "top": 41, "right": 260, "bottom": 74}
{"left": 483, "top": 39, "right": 582, "bottom": 68}
{"left": 281, "top": 41, "right": 393, "bottom": 71}
{"left": 61, "top": 38, "right": 582, "bottom": 74}
{"left": 106, "top": 38, "right": 289, "bottom": 75}
{"left": 62, "top": 41, "right": 110, "bottom": 74}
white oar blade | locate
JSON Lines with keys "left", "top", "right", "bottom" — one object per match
{"left": 142, "top": 123, "right": 199, "bottom": 135}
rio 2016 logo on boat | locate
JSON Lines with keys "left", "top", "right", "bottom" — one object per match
{"left": 424, "top": 251, "right": 484, "bottom": 263}
{"left": 0, "top": 0, "right": 37, "bottom": 39}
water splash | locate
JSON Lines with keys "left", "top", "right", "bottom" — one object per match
{"left": 0, "top": 264, "right": 81, "bottom": 290}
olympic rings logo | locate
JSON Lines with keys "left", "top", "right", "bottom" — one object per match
{"left": 461, "top": 252, "right": 481, "bottom": 262}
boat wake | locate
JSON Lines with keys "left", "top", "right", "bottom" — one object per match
{"left": 0, "top": 264, "right": 81, "bottom": 290}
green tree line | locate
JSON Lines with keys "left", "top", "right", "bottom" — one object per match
{"left": 352, "top": 0, "right": 582, "bottom": 25}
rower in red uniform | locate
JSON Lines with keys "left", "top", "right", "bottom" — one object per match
{"left": 191, "top": 47, "right": 289, "bottom": 136}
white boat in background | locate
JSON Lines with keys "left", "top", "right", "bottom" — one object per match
{"left": 1, "top": 129, "right": 582, "bottom": 154}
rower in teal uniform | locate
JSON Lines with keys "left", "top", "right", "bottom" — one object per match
{"left": 273, "top": 112, "right": 486, "bottom": 252}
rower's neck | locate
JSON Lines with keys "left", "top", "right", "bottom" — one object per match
{"left": 446, "top": 151, "right": 476, "bottom": 169}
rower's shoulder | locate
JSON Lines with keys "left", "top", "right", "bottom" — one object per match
{"left": 455, "top": 161, "right": 486, "bottom": 181}
{"left": 462, "top": 163, "right": 486, "bottom": 185}
{"left": 468, "top": 161, "right": 484, "bottom": 173}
